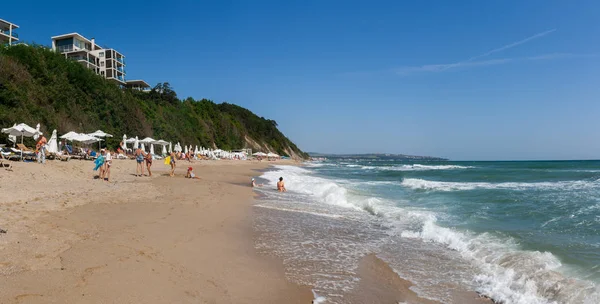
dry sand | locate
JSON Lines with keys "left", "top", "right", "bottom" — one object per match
{"left": 0, "top": 158, "right": 494, "bottom": 304}
{"left": 0, "top": 158, "right": 311, "bottom": 303}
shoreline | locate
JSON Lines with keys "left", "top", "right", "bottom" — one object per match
{"left": 0, "top": 159, "right": 312, "bottom": 303}
{"left": 1, "top": 159, "right": 495, "bottom": 303}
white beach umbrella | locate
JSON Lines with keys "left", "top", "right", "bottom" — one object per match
{"left": 47, "top": 130, "right": 58, "bottom": 154}
{"left": 194, "top": 145, "right": 199, "bottom": 155}
{"left": 60, "top": 131, "right": 80, "bottom": 141}
{"left": 252, "top": 152, "right": 267, "bottom": 156}
{"left": 72, "top": 133, "right": 102, "bottom": 144}
{"left": 122, "top": 134, "right": 127, "bottom": 151}
{"left": 140, "top": 142, "right": 145, "bottom": 151}
{"left": 168, "top": 142, "right": 172, "bottom": 153}
{"left": 184, "top": 145, "right": 188, "bottom": 154}
{"left": 88, "top": 130, "right": 113, "bottom": 138}
{"left": 134, "top": 136, "right": 139, "bottom": 149}
{"left": 2, "top": 123, "right": 41, "bottom": 143}
{"left": 126, "top": 137, "right": 136, "bottom": 143}
{"left": 150, "top": 143, "right": 155, "bottom": 155}
{"left": 2, "top": 123, "right": 42, "bottom": 159}
{"left": 267, "top": 152, "right": 279, "bottom": 158}
{"left": 162, "top": 144, "right": 167, "bottom": 156}
{"left": 88, "top": 130, "right": 112, "bottom": 150}
{"left": 140, "top": 137, "right": 155, "bottom": 143}
{"left": 33, "top": 123, "right": 41, "bottom": 140}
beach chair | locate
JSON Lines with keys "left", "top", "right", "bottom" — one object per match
{"left": 16, "top": 143, "right": 34, "bottom": 153}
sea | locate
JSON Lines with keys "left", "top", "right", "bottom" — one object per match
{"left": 252, "top": 160, "right": 600, "bottom": 304}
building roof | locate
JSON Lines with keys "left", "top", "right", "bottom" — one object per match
{"left": 125, "top": 80, "right": 150, "bottom": 88}
{"left": 51, "top": 32, "right": 92, "bottom": 43}
{"left": 0, "top": 19, "right": 19, "bottom": 29}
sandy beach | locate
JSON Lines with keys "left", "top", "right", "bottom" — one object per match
{"left": 0, "top": 159, "right": 312, "bottom": 303}
{"left": 0, "top": 158, "right": 494, "bottom": 304}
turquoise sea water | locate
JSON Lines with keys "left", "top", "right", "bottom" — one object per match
{"left": 254, "top": 160, "right": 600, "bottom": 303}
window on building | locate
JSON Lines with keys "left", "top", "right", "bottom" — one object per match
{"left": 100, "top": 71, "right": 104, "bottom": 76}
{"left": 99, "top": 52, "right": 104, "bottom": 57}
{"left": 100, "top": 62, "right": 104, "bottom": 67}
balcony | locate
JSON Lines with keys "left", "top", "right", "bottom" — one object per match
{"left": 116, "top": 57, "right": 125, "bottom": 64}
{"left": 0, "top": 29, "right": 17, "bottom": 38}
{"left": 117, "top": 67, "right": 125, "bottom": 73}
{"left": 71, "top": 56, "right": 97, "bottom": 66}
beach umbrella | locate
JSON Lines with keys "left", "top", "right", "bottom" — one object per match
{"left": 140, "top": 137, "right": 155, "bottom": 154}
{"left": 60, "top": 131, "right": 80, "bottom": 140}
{"left": 134, "top": 136, "right": 139, "bottom": 150}
{"left": 2, "top": 123, "right": 41, "bottom": 143}
{"left": 47, "top": 130, "right": 58, "bottom": 154}
{"left": 168, "top": 142, "right": 172, "bottom": 153}
{"left": 126, "top": 137, "right": 136, "bottom": 143}
{"left": 88, "top": 130, "right": 113, "bottom": 150}
{"left": 88, "top": 130, "right": 113, "bottom": 138}
{"left": 2, "top": 123, "right": 42, "bottom": 160}
{"left": 184, "top": 145, "right": 188, "bottom": 154}
{"left": 153, "top": 140, "right": 168, "bottom": 156}
{"left": 122, "top": 134, "right": 127, "bottom": 151}
{"left": 140, "top": 137, "right": 156, "bottom": 143}
{"left": 140, "top": 142, "right": 145, "bottom": 151}
{"left": 33, "top": 123, "right": 41, "bottom": 140}
{"left": 194, "top": 145, "right": 199, "bottom": 155}
{"left": 8, "top": 134, "right": 16, "bottom": 147}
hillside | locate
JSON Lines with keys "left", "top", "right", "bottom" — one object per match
{"left": 0, "top": 44, "right": 307, "bottom": 158}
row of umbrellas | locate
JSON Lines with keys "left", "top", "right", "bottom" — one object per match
{"left": 2, "top": 123, "right": 283, "bottom": 160}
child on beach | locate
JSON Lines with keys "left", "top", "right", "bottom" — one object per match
{"left": 186, "top": 167, "right": 201, "bottom": 179}
{"left": 145, "top": 151, "right": 153, "bottom": 177}
{"left": 104, "top": 149, "right": 112, "bottom": 181}
{"left": 169, "top": 151, "right": 176, "bottom": 177}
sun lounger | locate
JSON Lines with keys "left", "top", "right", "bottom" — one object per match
{"left": 16, "top": 144, "right": 34, "bottom": 152}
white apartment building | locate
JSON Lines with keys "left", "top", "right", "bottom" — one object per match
{"left": 51, "top": 33, "right": 126, "bottom": 84}
{"left": 0, "top": 18, "right": 19, "bottom": 45}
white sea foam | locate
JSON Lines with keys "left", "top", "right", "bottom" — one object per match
{"left": 402, "top": 178, "right": 600, "bottom": 192}
{"left": 259, "top": 164, "right": 600, "bottom": 304}
{"left": 400, "top": 216, "right": 600, "bottom": 303}
{"left": 312, "top": 290, "right": 327, "bottom": 303}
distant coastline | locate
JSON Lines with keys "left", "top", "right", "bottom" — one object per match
{"left": 308, "top": 152, "right": 448, "bottom": 161}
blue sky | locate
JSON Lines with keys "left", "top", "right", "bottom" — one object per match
{"left": 4, "top": 1, "right": 600, "bottom": 160}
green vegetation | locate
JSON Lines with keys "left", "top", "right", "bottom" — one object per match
{"left": 0, "top": 44, "right": 306, "bottom": 158}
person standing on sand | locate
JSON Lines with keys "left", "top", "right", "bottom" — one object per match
{"left": 104, "top": 149, "right": 112, "bottom": 181}
{"left": 145, "top": 151, "right": 153, "bottom": 177}
{"left": 135, "top": 147, "right": 146, "bottom": 177}
{"left": 277, "top": 177, "right": 286, "bottom": 192}
{"left": 36, "top": 134, "right": 47, "bottom": 164}
{"left": 169, "top": 151, "right": 176, "bottom": 177}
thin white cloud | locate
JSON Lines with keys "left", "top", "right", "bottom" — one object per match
{"left": 395, "top": 53, "right": 594, "bottom": 75}
{"left": 396, "top": 29, "right": 561, "bottom": 75}
{"left": 463, "top": 29, "right": 557, "bottom": 63}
